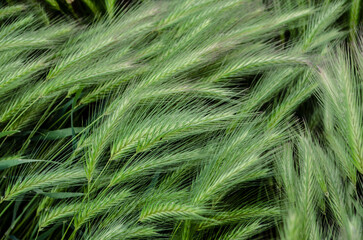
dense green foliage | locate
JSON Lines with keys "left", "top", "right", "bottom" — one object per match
{"left": 0, "top": 0, "right": 362, "bottom": 239}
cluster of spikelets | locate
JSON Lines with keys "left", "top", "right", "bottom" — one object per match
{"left": 0, "top": 0, "right": 362, "bottom": 239}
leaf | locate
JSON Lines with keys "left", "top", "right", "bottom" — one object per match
{"left": 9, "top": 235, "right": 20, "bottom": 240}
{"left": 0, "top": 159, "right": 46, "bottom": 171}
{"left": 0, "top": 130, "right": 19, "bottom": 139}
{"left": 34, "top": 189, "right": 84, "bottom": 199}
{"left": 12, "top": 195, "right": 24, "bottom": 224}
{"left": 34, "top": 127, "right": 84, "bottom": 140}
{"left": 37, "top": 224, "right": 60, "bottom": 240}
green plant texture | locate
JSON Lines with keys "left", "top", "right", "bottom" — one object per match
{"left": 0, "top": 0, "right": 362, "bottom": 239}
